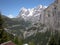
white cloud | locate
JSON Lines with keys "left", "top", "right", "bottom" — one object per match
{"left": 7, "top": 14, "right": 14, "bottom": 18}
{"left": 44, "top": 6, "right": 48, "bottom": 8}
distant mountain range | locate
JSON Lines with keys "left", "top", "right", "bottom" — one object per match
{"left": 17, "top": 5, "right": 47, "bottom": 23}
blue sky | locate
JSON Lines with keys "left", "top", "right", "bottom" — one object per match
{"left": 0, "top": 0, "right": 54, "bottom": 18}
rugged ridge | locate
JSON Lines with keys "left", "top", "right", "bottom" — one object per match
{"left": 17, "top": 5, "right": 47, "bottom": 23}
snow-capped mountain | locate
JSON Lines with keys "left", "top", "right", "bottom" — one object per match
{"left": 17, "top": 5, "right": 47, "bottom": 23}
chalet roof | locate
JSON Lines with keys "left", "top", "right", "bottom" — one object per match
{"left": 1, "top": 41, "right": 16, "bottom": 45}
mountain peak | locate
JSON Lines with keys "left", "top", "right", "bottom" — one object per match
{"left": 17, "top": 5, "right": 47, "bottom": 23}
{"left": 21, "top": 7, "right": 27, "bottom": 12}
{"left": 37, "top": 5, "right": 43, "bottom": 8}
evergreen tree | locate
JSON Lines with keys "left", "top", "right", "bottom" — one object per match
{"left": 14, "top": 36, "right": 23, "bottom": 45}
{"left": 0, "top": 13, "right": 11, "bottom": 44}
{"left": 48, "top": 36, "right": 56, "bottom": 45}
{"left": 0, "top": 13, "right": 6, "bottom": 43}
{"left": 48, "top": 30, "right": 60, "bottom": 45}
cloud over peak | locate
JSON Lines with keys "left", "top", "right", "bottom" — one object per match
{"left": 7, "top": 14, "right": 14, "bottom": 18}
